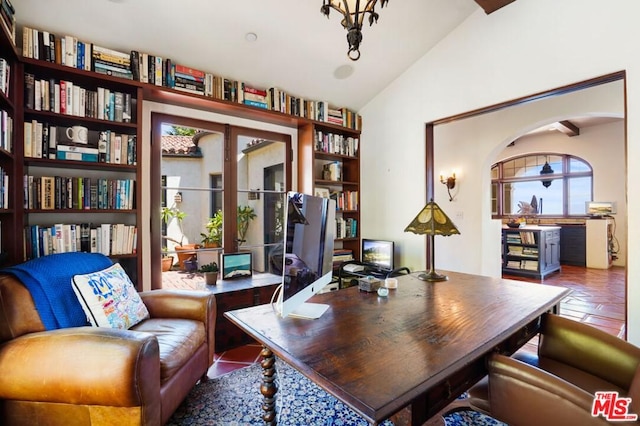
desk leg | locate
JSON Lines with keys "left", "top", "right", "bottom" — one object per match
{"left": 260, "top": 346, "right": 277, "bottom": 425}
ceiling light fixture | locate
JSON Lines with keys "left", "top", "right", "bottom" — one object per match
{"left": 320, "top": 0, "right": 389, "bottom": 61}
{"left": 539, "top": 156, "right": 554, "bottom": 188}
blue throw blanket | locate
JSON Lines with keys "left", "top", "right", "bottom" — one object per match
{"left": 2, "top": 253, "right": 113, "bottom": 330}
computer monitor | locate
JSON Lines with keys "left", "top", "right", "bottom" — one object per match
{"left": 276, "top": 191, "right": 336, "bottom": 319}
{"left": 361, "top": 239, "right": 394, "bottom": 272}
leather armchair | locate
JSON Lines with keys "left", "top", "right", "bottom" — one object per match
{"left": 469, "top": 313, "right": 640, "bottom": 425}
{"left": 0, "top": 273, "right": 216, "bottom": 426}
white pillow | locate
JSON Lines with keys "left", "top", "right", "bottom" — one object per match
{"left": 72, "top": 263, "right": 149, "bottom": 329}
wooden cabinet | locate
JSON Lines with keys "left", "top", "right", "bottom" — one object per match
{"left": 298, "top": 122, "right": 361, "bottom": 260}
{"left": 502, "top": 226, "right": 561, "bottom": 279}
{"left": 208, "top": 274, "right": 281, "bottom": 351}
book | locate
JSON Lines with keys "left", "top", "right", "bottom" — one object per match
{"left": 56, "top": 151, "right": 98, "bottom": 162}
{"left": 243, "top": 99, "right": 268, "bottom": 109}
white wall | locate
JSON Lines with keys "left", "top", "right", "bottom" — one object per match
{"left": 496, "top": 120, "right": 626, "bottom": 266}
{"left": 360, "top": 0, "right": 640, "bottom": 344}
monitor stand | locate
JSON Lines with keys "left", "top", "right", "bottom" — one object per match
{"left": 288, "top": 302, "right": 330, "bottom": 320}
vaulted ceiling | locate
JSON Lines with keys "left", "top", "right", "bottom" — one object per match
{"left": 14, "top": 0, "right": 517, "bottom": 111}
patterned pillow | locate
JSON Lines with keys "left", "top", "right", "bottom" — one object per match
{"left": 72, "top": 263, "right": 149, "bottom": 329}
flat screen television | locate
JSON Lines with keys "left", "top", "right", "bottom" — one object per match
{"left": 221, "top": 252, "right": 252, "bottom": 279}
{"left": 585, "top": 201, "right": 617, "bottom": 217}
{"left": 361, "top": 239, "right": 394, "bottom": 272}
{"left": 276, "top": 191, "right": 336, "bottom": 319}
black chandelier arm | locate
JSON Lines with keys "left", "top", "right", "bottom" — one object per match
{"left": 321, "top": 0, "right": 390, "bottom": 60}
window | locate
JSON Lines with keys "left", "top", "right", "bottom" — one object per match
{"left": 491, "top": 154, "right": 592, "bottom": 217}
{"left": 151, "top": 113, "right": 292, "bottom": 289}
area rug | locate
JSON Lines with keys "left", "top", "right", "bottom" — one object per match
{"left": 166, "top": 360, "right": 504, "bottom": 425}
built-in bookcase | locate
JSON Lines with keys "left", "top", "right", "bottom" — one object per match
{"left": 3, "top": 20, "right": 363, "bottom": 286}
{"left": 298, "top": 121, "right": 361, "bottom": 261}
{"left": 17, "top": 58, "right": 143, "bottom": 284}
{"left": 0, "top": 15, "right": 18, "bottom": 267}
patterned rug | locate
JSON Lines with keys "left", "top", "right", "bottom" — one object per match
{"left": 166, "top": 360, "right": 505, "bottom": 425}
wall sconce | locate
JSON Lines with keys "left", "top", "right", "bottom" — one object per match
{"left": 174, "top": 192, "right": 183, "bottom": 204}
{"left": 439, "top": 171, "right": 457, "bottom": 201}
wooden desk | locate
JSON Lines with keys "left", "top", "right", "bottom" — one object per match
{"left": 225, "top": 271, "right": 570, "bottom": 425}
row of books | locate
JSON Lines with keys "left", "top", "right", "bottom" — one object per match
{"left": 24, "top": 176, "right": 135, "bottom": 211}
{"left": 24, "top": 73, "right": 133, "bottom": 123}
{"left": 0, "top": 166, "right": 8, "bottom": 208}
{"left": 24, "top": 223, "right": 137, "bottom": 260}
{"left": 332, "top": 249, "right": 354, "bottom": 265}
{"left": 322, "top": 161, "right": 342, "bottom": 182}
{"left": 505, "top": 230, "right": 537, "bottom": 245}
{"left": 315, "top": 131, "right": 359, "bottom": 157}
{"left": 507, "top": 245, "right": 538, "bottom": 257}
{"left": 20, "top": 25, "right": 362, "bottom": 130}
{"left": 331, "top": 190, "right": 358, "bottom": 211}
{"left": 0, "top": 109, "right": 12, "bottom": 152}
{"left": 24, "top": 121, "right": 136, "bottom": 165}
{"left": 336, "top": 217, "right": 357, "bottom": 239}
{"left": 0, "top": 57, "right": 9, "bottom": 97}
{"left": 505, "top": 259, "right": 539, "bottom": 271}
{"left": 0, "top": 0, "right": 14, "bottom": 45}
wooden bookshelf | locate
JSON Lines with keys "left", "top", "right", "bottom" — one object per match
{"left": 4, "top": 22, "right": 363, "bottom": 286}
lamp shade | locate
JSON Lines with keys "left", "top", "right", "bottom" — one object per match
{"left": 404, "top": 200, "right": 460, "bottom": 236}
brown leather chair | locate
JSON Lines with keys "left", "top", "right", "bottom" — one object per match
{"left": 469, "top": 313, "right": 640, "bottom": 425}
{"left": 0, "top": 273, "right": 216, "bottom": 426}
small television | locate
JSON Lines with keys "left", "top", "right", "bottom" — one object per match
{"left": 361, "top": 239, "right": 394, "bottom": 272}
{"left": 221, "top": 252, "right": 252, "bottom": 279}
{"left": 586, "top": 201, "right": 617, "bottom": 217}
{"left": 276, "top": 191, "right": 336, "bottom": 319}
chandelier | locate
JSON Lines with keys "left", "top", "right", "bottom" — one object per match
{"left": 539, "top": 157, "right": 554, "bottom": 188}
{"left": 321, "top": 0, "right": 389, "bottom": 61}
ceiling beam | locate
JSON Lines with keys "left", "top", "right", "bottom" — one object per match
{"left": 557, "top": 120, "right": 580, "bottom": 137}
{"left": 474, "top": 0, "right": 517, "bottom": 14}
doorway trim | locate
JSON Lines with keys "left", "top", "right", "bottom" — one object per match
{"left": 424, "top": 70, "right": 628, "bottom": 335}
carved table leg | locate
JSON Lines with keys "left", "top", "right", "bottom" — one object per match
{"left": 260, "top": 346, "right": 277, "bottom": 425}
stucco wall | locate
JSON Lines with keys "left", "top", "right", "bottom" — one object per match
{"left": 359, "top": 0, "right": 640, "bottom": 343}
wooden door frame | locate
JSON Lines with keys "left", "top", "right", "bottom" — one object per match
{"left": 424, "top": 71, "right": 627, "bottom": 333}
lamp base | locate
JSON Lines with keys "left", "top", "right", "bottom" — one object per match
{"left": 417, "top": 270, "right": 449, "bottom": 282}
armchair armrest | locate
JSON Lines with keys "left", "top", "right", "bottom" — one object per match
{"left": 540, "top": 313, "right": 640, "bottom": 390}
{"left": 487, "top": 354, "right": 609, "bottom": 426}
{"left": 0, "top": 327, "right": 160, "bottom": 409}
{"left": 140, "top": 289, "right": 216, "bottom": 362}
{"left": 139, "top": 289, "right": 215, "bottom": 324}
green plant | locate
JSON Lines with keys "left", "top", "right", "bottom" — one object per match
{"left": 198, "top": 261, "right": 219, "bottom": 273}
{"left": 200, "top": 210, "right": 223, "bottom": 246}
{"left": 161, "top": 206, "right": 187, "bottom": 246}
{"left": 237, "top": 205, "right": 257, "bottom": 244}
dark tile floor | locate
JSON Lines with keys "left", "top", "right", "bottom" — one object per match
{"left": 164, "top": 264, "right": 627, "bottom": 379}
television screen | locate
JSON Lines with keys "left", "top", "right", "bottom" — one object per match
{"left": 276, "top": 191, "right": 336, "bottom": 319}
{"left": 221, "top": 252, "right": 253, "bottom": 279}
{"left": 585, "top": 201, "right": 616, "bottom": 216}
{"left": 362, "top": 239, "right": 394, "bottom": 271}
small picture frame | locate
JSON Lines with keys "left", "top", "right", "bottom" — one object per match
{"left": 314, "top": 187, "right": 330, "bottom": 198}
{"left": 221, "top": 252, "right": 253, "bottom": 280}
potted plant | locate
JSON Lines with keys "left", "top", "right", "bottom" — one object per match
{"left": 200, "top": 210, "right": 223, "bottom": 247}
{"left": 162, "top": 205, "right": 198, "bottom": 271}
{"left": 199, "top": 261, "right": 219, "bottom": 285}
{"left": 237, "top": 205, "right": 257, "bottom": 245}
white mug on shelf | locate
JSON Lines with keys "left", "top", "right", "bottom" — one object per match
{"left": 66, "top": 126, "right": 88, "bottom": 144}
